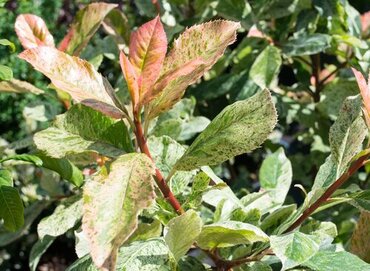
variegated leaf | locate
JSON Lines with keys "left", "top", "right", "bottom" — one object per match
{"left": 147, "top": 20, "right": 240, "bottom": 119}
{"left": 174, "top": 89, "right": 277, "bottom": 171}
{"left": 15, "top": 14, "right": 54, "bottom": 49}
{"left": 0, "top": 79, "right": 44, "bottom": 94}
{"left": 59, "top": 3, "right": 117, "bottom": 56}
{"left": 82, "top": 153, "right": 156, "bottom": 270}
{"left": 19, "top": 46, "right": 124, "bottom": 119}
{"left": 129, "top": 16, "right": 167, "bottom": 106}
{"left": 58, "top": 3, "right": 117, "bottom": 56}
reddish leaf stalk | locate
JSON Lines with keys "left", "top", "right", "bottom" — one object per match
{"left": 285, "top": 153, "right": 370, "bottom": 233}
{"left": 133, "top": 115, "right": 184, "bottom": 214}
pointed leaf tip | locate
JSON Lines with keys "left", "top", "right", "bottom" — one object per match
{"left": 15, "top": 14, "right": 54, "bottom": 49}
{"left": 352, "top": 67, "right": 370, "bottom": 124}
{"left": 129, "top": 16, "right": 167, "bottom": 106}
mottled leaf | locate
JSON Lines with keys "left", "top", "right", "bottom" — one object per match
{"left": 282, "top": 34, "right": 332, "bottom": 56}
{"left": 82, "top": 153, "right": 155, "bottom": 270}
{"left": 67, "top": 238, "right": 171, "bottom": 271}
{"left": 33, "top": 104, "right": 132, "bottom": 158}
{"left": 147, "top": 20, "right": 240, "bottom": 119}
{"left": 174, "top": 89, "right": 277, "bottom": 171}
{"left": 329, "top": 95, "right": 367, "bottom": 174}
{"left": 0, "top": 79, "right": 44, "bottom": 94}
{"left": 197, "top": 221, "right": 269, "bottom": 249}
{"left": 303, "top": 250, "right": 370, "bottom": 271}
{"left": 59, "top": 3, "right": 117, "bottom": 55}
{"left": 270, "top": 232, "right": 320, "bottom": 270}
{"left": 19, "top": 46, "right": 124, "bottom": 119}
{"left": 38, "top": 195, "right": 82, "bottom": 239}
{"left": 165, "top": 210, "right": 202, "bottom": 261}
{"left": 15, "top": 14, "right": 54, "bottom": 49}
{"left": 249, "top": 45, "right": 281, "bottom": 89}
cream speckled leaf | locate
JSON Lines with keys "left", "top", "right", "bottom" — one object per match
{"left": 197, "top": 221, "right": 269, "bottom": 249}
{"left": 58, "top": 3, "right": 117, "bottom": 56}
{"left": 15, "top": 14, "right": 54, "bottom": 49}
{"left": 165, "top": 210, "right": 202, "bottom": 261}
{"left": 147, "top": 20, "right": 240, "bottom": 119}
{"left": 351, "top": 211, "right": 370, "bottom": 262}
{"left": 270, "top": 232, "right": 320, "bottom": 271}
{"left": 329, "top": 95, "right": 367, "bottom": 175}
{"left": 0, "top": 79, "right": 44, "bottom": 94}
{"left": 82, "top": 153, "right": 156, "bottom": 270}
{"left": 19, "top": 46, "right": 123, "bottom": 119}
{"left": 174, "top": 89, "right": 277, "bottom": 171}
{"left": 38, "top": 195, "right": 82, "bottom": 239}
{"left": 34, "top": 104, "right": 132, "bottom": 158}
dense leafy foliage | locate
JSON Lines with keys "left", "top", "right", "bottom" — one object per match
{"left": 1, "top": 1, "right": 370, "bottom": 270}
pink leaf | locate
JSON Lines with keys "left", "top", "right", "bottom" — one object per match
{"left": 361, "top": 11, "right": 370, "bottom": 35}
{"left": 129, "top": 16, "right": 167, "bottom": 105}
{"left": 15, "top": 14, "right": 54, "bottom": 49}
{"left": 352, "top": 67, "right": 370, "bottom": 122}
{"left": 19, "top": 46, "right": 123, "bottom": 119}
{"left": 120, "top": 51, "right": 139, "bottom": 109}
{"left": 146, "top": 20, "right": 240, "bottom": 119}
{"left": 58, "top": 3, "right": 117, "bottom": 55}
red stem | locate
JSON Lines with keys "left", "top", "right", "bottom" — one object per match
{"left": 134, "top": 116, "right": 184, "bottom": 214}
{"left": 285, "top": 154, "right": 370, "bottom": 233}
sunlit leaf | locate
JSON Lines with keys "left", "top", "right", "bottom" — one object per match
{"left": 174, "top": 89, "right": 277, "bottom": 171}
{"left": 19, "top": 46, "right": 124, "bottom": 119}
{"left": 15, "top": 14, "right": 54, "bottom": 49}
{"left": 147, "top": 20, "right": 240, "bottom": 119}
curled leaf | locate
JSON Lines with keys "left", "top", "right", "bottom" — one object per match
{"left": 15, "top": 14, "right": 54, "bottom": 49}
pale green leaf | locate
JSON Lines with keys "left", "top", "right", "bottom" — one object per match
{"left": 82, "top": 153, "right": 156, "bottom": 270}
{"left": 0, "top": 170, "right": 13, "bottom": 187}
{"left": 174, "top": 89, "right": 277, "bottom": 171}
{"left": 282, "top": 34, "right": 332, "bottom": 56}
{"left": 0, "top": 39, "right": 16, "bottom": 52}
{"left": 148, "top": 135, "right": 195, "bottom": 194}
{"left": 249, "top": 45, "right": 281, "bottom": 89}
{"left": 127, "top": 219, "right": 162, "bottom": 243}
{"left": 165, "top": 210, "right": 203, "bottom": 261}
{"left": 38, "top": 195, "right": 82, "bottom": 239}
{"left": 29, "top": 235, "right": 55, "bottom": 271}
{"left": 197, "top": 221, "right": 269, "bottom": 249}
{"left": 270, "top": 232, "right": 319, "bottom": 270}
{"left": 67, "top": 238, "right": 171, "bottom": 271}
{"left": 302, "top": 250, "right": 370, "bottom": 271}
{"left": 34, "top": 104, "right": 132, "bottom": 159}
{"left": 0, "top": 65, "right": 13, "bottom": 81}
{"left": 0, "top": 154, "right": 43, "bottom": 166}
{"left": 258, "top": 147, "right": 292, "bottom": 209}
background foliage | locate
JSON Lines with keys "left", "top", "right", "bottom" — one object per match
{"left": 0, "top": 0, "right": 370, "bottom": 270}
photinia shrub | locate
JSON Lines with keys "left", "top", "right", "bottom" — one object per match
{"left": 1, "top": 2, "right": 370, "bottom": 271}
